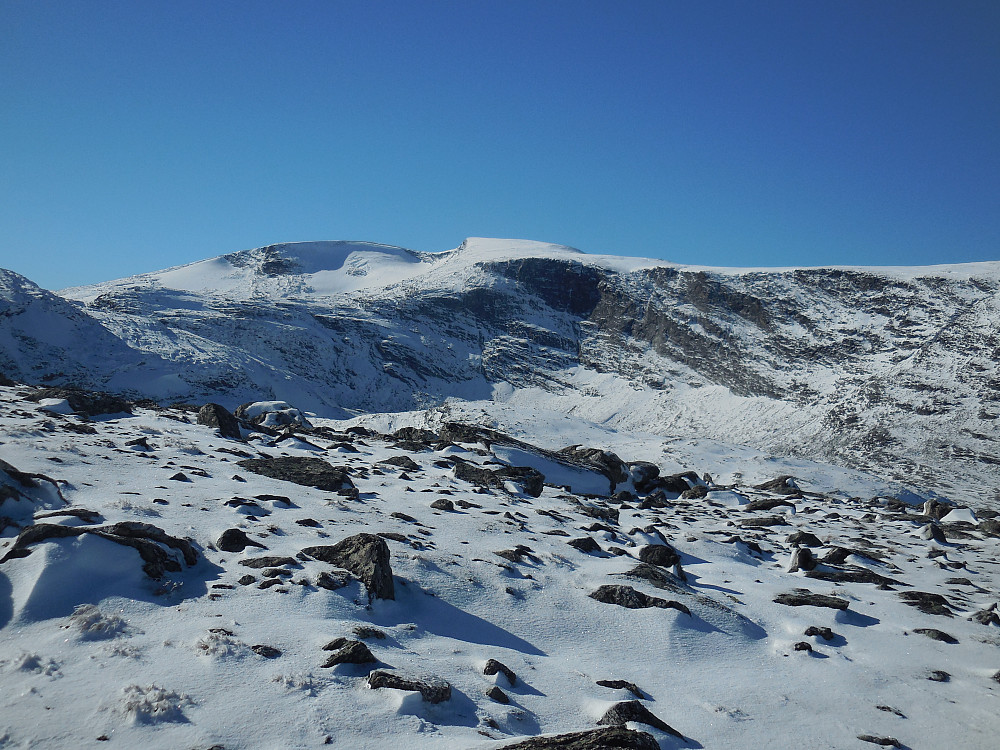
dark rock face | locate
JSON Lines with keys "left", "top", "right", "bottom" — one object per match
{"left": 898, "top": 591, "right": 953, "bottom": 617}
{"left": 589, "top": 585, "right": 691, "bottom": 615}
{"left": 367, "top": 670, "right": 451, "bottom": 703}
{"left": 788, "top": 547, "right": 816, "bottom": 573}
{"left": 568, "top": 536, "right": 602, "bottom": 554}
{"left": 558, "top": 445, "right": 628, "bottom": 487}
{"left": 596, "top": 679, "right": 645, "bottom": 699}
{"left": 484, "top": 658, "right": 517, "bottom": 685}
{"left": 302, "top": 533, "right": 395, "bottom": 600}
{"left": 753, "top": 476, "right": 800, "bottom": 494}
{"left": 499, "top": 726, "right": 659, "bottom": 750}
{"left": 857, "top": 735, "right": 902, "bottom": 748}
{"left": 486, "top": 685, "right": 509, "bottom": 703}
{"left": 628, "top": 462, "right": 659, "bottom": 492}
{"left": 197, "top": 403, "right": 242, "bottom": 440}
{"left": 597, "top": 700, "right": 684, "bottom": 738}
{"left": 806, "top": 566, "right": 899, "bottom": 587}
{"left": 251, "top": 645, "right": 281, "bottom": 658}
{"left": 774, "top": 591, "right": 849, "bottom": 610}
{"left": 26, "top": 387, "right": 132, "bottom": 417}
{"left": 746, "top": 497, "right": 796, "bottom": 512}
{"left": 217, "top": 528, "right": 266, "bottom": 553}
{"left": 379, "top": 455, "right": 421, "bottom": 472}
{"left": 430, "top": 498, "right": 455, "bottom": 511}
{"left": 239, "top": 555, "right": 297, "bottom": 569}
{"left": 787, "top": 530, "right": 823, "bottom": 547}
{"left": 452, "top": 460, "right": 545, "bottom": 497}
{"left": 236, "top": 456, "right": 354, "bottom": 492}
{"left": 804, "top": 626, "right": 835, "bottom": 641}
{"left": 0, "top": 521, "right": 197, "bottom": 579}
{"left": 638, "top": 543, "right": 680, "bottom": 568}
{"left": 322, "top": 640, "right": 376, "bottom": 668}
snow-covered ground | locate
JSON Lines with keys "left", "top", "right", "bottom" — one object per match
{"left": 2, "top": 386, "right": 998, "bottom": 748}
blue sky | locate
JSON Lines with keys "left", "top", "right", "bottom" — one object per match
{"left": 2, "top": 0, "right": 998, "bottom": 289}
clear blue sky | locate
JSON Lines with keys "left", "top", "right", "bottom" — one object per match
{"left": 2, "top": 0, "right": 998, "bottom": 289}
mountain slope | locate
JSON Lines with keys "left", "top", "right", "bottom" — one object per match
{"left": 3, "top": 238, "right": 999, "bottom": 506}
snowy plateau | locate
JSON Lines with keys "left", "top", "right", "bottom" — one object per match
{"left": 0, "top": 237, "right": 998, "bottom": 749}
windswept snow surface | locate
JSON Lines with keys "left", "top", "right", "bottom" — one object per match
{"left": 1, "top": 386, "right": 999, "bottom": 748}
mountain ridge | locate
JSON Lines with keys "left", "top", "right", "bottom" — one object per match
{"left": 3, "top": 238, "right": 999, "bottom": 507}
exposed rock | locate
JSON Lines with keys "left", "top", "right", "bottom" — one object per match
{"left": 773, "top": 591, "right": 849, "bottom": 610}
{"left": 487, "top": 685, "right": 510, "bottom": 703}
{"left": 804, "top": 626, "right": 835, "bottom": 641}
{"left": 558, "top": 445, "right": 628, "bottom": 486}
{"left": 753, "top": 475, "right": 800, "bottom": 494}
{"left": 236, "top": 456, "right": 354, "bottom": 492}
{"left": 498, "top": 726, "right": 659, "bottom": 749}
{"left": 391, "top": 426, "right": 438, "bottom": 443}
{"left": 898, "top": 591, "right": 953, "bottom": 617}
{"left": 217, "top": 528, "right": 266, "bottom": 553}
{"left": 927, "top": 670, "right": 950, "bottom": 682}
{"left": 596, "top": 679, "right": 645, "bottom": 699}
{"left": 322, "top": 640, "right": 376, "bottom": 668}
{"left": 793, "top": 641, "right": 812, "bottom": 652}
{"left": 568, "top": 536, "right": 602, "bottom": 554}
{"left": 680, "top": 485, "right": 708, "bottom": 500}
{"left": 980, "top": 519, "right": 1000, "bottom": 537}
{"left": 26, "top": 387, "right": 132, "bottom": 417}
{"left": 302, "top": 533, "right": 395, "bottom": 600}
{"left": 628, "top": 462, "right": 660, "bottom": 492}
{"left": 857, "top": 735, "right": 901, "bottom": 748}
{"left": 0, "top": 521, "right": 198, "bottom": 579}
{"left": 237, "top": 574, "right": 256, "bottom": 586}
{"left": 239, "top": 555, "right": 298, "bottom": 569}
{"left": 597, "top": 699, "right": 684, "bottom": 738}
{"left": 913, "top": 628, "right": 958, "bottom": 644}
{"left": 970, "top": 604, "right": 1000, "bottom": 626}
{"left": 197, "top": 403, "right": 242, "bottom": 440}
{"left": 452, "top": 459, "right": 545, "bottom": 497}
{"left": 788, "top": 547, "right": 816, "bottom": 573}
{"left": 379, "top": 455, "right": 421, "bottom": 472}
{"left": 746, "top": 497, "right": 796, "bottom": 512}
{"left": 637, "top": 543, "right": 680, "bottom": 568}
{"left": 657, "top": 471, "right": 700, "bottom": 494}
{"left": 787, "top": 530, "right": 823, "bottom": 547}
{"left": 366, "top": 670, "right": 451, "bottom": 703}
{"left": 741, "top": 515, "right": 790, "bottom": 527}
{"left": 430, "top": 498, "right": 455, "bottom": 511}
{"left": 589, "top": 585, "right": 691, "bottom": 615}
{"left": 806, "top": 566, "right": 900, "bottom": 587}
{"left": 235, "top": 401, "right": 312, "bottom": 429}
{"left": 251, "top": 645, "right": 281, "bottom": 659}
{"left": 920, "top": 523, "right": 947, "bottom": 542}
{"left": 484, "top": 658, "right": 517, "bottom": 685}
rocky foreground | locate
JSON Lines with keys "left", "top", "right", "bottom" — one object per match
{"left": 1, "top": 385, "right": 999, "bottom": 748}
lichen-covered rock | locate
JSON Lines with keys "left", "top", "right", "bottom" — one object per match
{"left": 367, "top": 670, "right": 451, "bottom": 703}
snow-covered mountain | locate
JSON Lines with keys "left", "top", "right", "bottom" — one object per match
{"left": 2, "top": 240, "right": 1000, "bottom": 748}
{"left": 3, "top": 237, "right": 997, "bottom": 508}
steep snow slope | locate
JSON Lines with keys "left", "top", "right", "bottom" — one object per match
{"left": 3, "top": 238, "right": 1000, "bottom": 506}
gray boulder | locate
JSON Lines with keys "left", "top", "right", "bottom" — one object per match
{"left": 197, "top": 403, "right": 242, "bottom": 440}
{"left": 499, "top": 726, "right": 659, "bottom": 749}
{"left": 236, "top": 456, "right": 354, "bottom": 492}
{"left": 367, "top": 670, "right": 451, "bottom": 703}
{"left": 302, "top": 533, "right": 394, "bottom": 600}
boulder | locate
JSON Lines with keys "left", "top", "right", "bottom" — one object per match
{"left": 235, "top": 401, "right": 312, "bottom": 429}
{"left": 596, "top": 679, "right": 645, "bottom": 699}
{"left": 558, "top": 445, "right": 628, "bottom": 486}
{"left": 638, "top": 544, "right": 680, "bottom": 568}
{"left": 787, "top": 530, "right": 822, "bottom": 547}
{"left": 484, "top": 658, "right": 517, "bottom": 685}
{"left": 898, "top": 591, "right": 953, "bottom": 617}
{"left": 568, "top": 536, "right": 602, "bottom": 554}
{"left": 378, "top": 455, "right": 421, "bottom": 472}
{"left": 598, "top": 699, "right": 684, "bottom": 738}
{"left": 322, "top": 640, "right": 376, "bottom": 668}
{"left": 26, "top": 387, "right": 132, "bottom": 417}
{"left": 628, "top": 461, "right": 659, "bottom": 492}
{"left": 197, "top": 403, "right": 242, "bottom": 440}
{"left": 753, "top": 475, "right": 801, "bottom": 494}
{"left": 913, "top": 628, "right": 958, "bottom": 644}
{"left": 367, "top": 670, "right": 451, "bottom": 703}
{"left": 302, "top": 533, "right": 395, "bottom": 600}
{"left": 773, "top": 590, "right": 849, "bottom": 610}
{"left": 217, "top": 528, "right": 266, "bottom": 553}
{"left": 499, "top": 727, "right": 659, "bottom": 750}
{"left": 589, "top": 584, "right": 691, "bottom": 615}
{"left": 452, "top": 459, "right": 545, "bottom": 497}
{"left": 0, "top": 521, "right": 198, "bottom": 579}
{"left": 236, "top": 456, "right": 354, "bottom": 492}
